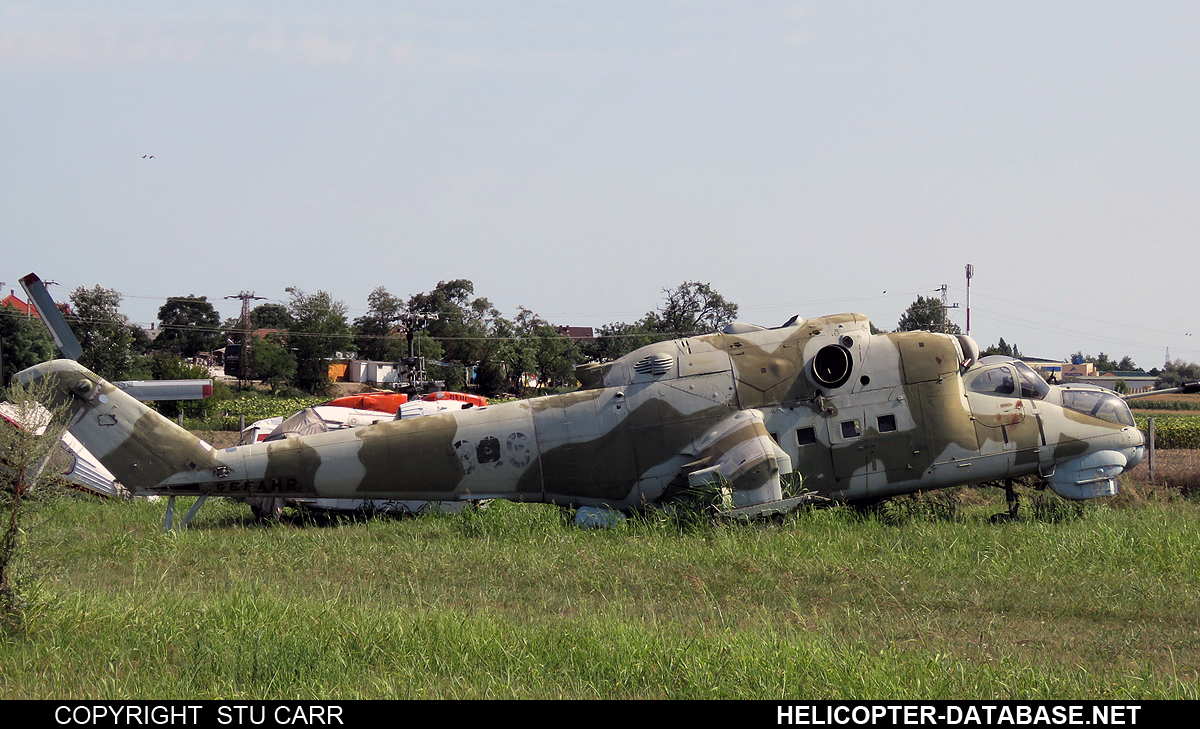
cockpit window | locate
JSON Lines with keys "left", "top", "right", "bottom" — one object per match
{"left": 1061, "top": 390, "right": 1135, "bottom": 427}
{"left": 968, "top": 366, "right": 1015, "bottom": 396}
{"left": 1012, "top": 362, "right": 1051, "bottom": 400}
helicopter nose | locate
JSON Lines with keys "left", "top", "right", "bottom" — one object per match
{"left": 1123, "top": 444, "right": 1146, "bottom": 470}
{"left": 1120, "top": 426, "right": 1146, "bottom": 470}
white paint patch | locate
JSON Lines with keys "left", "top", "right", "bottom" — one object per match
{"left": 313, "top": 440, "right": 368, "bottom": 496}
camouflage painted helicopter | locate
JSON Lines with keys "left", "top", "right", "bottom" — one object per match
{"left": 16, "top": 311, "right": 1151, "bottom": 525}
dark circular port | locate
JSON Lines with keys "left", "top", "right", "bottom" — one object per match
{"left": 812, "top": 345, "right": 853, "bottom": 388}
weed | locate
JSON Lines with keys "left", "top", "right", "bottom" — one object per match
{"left": 3, "top": 476, "right": 1199, "bottom": 698}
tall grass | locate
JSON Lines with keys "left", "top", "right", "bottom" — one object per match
{"left": 1, "top": 487, "right": 1197, "bottom": 699}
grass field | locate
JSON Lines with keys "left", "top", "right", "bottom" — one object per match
{"left": 1, "top": 471, "right": 1198, "bottom": 699}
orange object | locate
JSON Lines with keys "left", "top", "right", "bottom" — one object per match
{"left": 327, "top": 362, "right": 349, "bottom": 382}
{"left": 323, "top": 392, "right": 410, "bottom": 413}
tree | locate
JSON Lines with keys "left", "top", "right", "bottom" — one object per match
{"left": 1156, "top": 359, "right": 1200, "bottom": 389}
{"left": 981, "top": 337, "right": 1020, "bottom": 358}
{"left": 407, "top": 280, "right": 504, "bottom": 393}
{"left": 156, "top": 295, "right": 221, "bottom": 358}
{"left": 1091, "top": 353, "right": 1116, "bottom": 373}
{"left": 127, "top": 324, "right": 154, "bottom": 359}
{"left": 1117, "top": 356, "right": 1141, "bottom": 372}
{"left": 644, "top": 281, "right": 739, "bottom": 336}
{"left": 353, "top": 287, "right": 406, "bottom": 362}
{"left": 408, "top": 280, "right": 499, "bottom": 365}
{"left": 249, "top": 303, "right": 293, "bottom": 331}
{"left": 493, "top": 308, "right": 584, "bottom": 395}
{"left": 249, "top": 335, "right": 297, "bottom": 394}
{"left": 897, "top": 295, "right": 960, "bottom": 334}
{"left": 527, "top": 322, "right": 583, "bottom": 390}
{"left": 67, "top": 286, "right": 137, "bottom": 381}
{"left": 1069, "top": 352, "right": 1131, "bottom": 374}
{"left": 583, "top": 282, "right": 740, "bottom": 362}
{"left": 582, "top": 321, "right": 656, "bottom": 362}
{"left": 0, "top": 310, "right": 55, "bottom": 386}
{"left": 412, "top": 331, "right": 459, "bottom": 389}
{"left": 286, "top": 288, "right": 352, "bottom": 395}
{"left": 0, "top": 377, "right": 69, "bottom": 633}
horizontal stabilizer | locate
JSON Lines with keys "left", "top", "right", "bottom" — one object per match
{"left": 115, "top": 379, "right": 213, "bottom": 401}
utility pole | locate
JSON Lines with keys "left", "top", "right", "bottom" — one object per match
{"left": 225, "top": 292, "right": 266, "bottom": 387}
{"left": 937, "top": 284, "right": 959, "bottom": 333}
{"left": 964, "top": 264, "right": 974, "bottom": 338}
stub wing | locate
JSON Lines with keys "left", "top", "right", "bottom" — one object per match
{"left": 684, "top": 410, "right": 792, "bottom": 507}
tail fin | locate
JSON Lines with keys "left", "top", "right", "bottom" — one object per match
{"left": 16, "top": 360, "right": 222, "bottom": 492}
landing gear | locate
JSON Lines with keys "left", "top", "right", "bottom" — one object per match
{"left": 990, "top": 479, "right": 1020, "bottom": 523}
{"left": 164, "top": 494, "right": 209, "bottom": 533}
{"left": 247, "top": 496, "right": 285, "bottom": 521}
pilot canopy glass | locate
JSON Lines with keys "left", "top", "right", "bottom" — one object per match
{"left": 1013, "top": 361, "right": 1051, "bottom": 400}
{"left": 968, "top": 365, "right": 1016, "bottom": 396}
{"left": 968, "top": 362, "right": 1052, "bottom": 401}
{"left": 1061, "top": 389, "right": 1135, "bottom": 427}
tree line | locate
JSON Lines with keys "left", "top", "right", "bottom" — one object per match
{"left": 2, "top": 286, "right": 1193, "bottom": 395}
{"left": 0, "top": 280, "right": 739, "bottom": 398}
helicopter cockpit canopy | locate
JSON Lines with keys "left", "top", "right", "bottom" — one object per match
{"left": 972, "top": 357, "right": 1052, "bottom": 400}
{"left": 1059, "top": 387, "right": 1136, "bottom": 427}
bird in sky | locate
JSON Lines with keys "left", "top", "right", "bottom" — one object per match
{"left": 142, "top": 155, "right": 155, "bottom": 159}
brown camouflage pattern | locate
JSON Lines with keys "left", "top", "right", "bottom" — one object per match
{"left": 17, "top": 312, "right": 1145, "bottom": 511}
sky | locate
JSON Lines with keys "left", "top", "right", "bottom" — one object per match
{"left": 3, "top": 1, "right": 1199, "bottom": 369}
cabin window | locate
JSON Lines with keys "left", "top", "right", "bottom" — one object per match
{"left": 796, "top": 427, "right": 817, "bottom": 446}
{"left": 877, "top": 414, "right": 897, "bottom": 433}
{"left": 840, "top": 419, "right": 861, "bottom": 439}
{"left": 768, "top": 432, "right": 779, "bottom": 444}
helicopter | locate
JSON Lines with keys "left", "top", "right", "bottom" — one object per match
{"left": 16, "top": 310, "right": 1153, "bottom": 526}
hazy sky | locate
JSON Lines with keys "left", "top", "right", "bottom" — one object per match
{"left": 4, "top": 2, "right": 1198, "bottom": 369}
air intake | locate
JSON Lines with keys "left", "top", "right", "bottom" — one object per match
{"left": 634, "top": 354, "right": 674, "bottom": 376}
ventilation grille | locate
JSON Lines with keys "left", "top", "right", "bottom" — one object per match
{"left": 634, "top": 354, "right": 674, "bottom": 376}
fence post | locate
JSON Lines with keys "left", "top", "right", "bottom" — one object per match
{"left": 1148, "top": 417, "right": 1156, "bottom": 484}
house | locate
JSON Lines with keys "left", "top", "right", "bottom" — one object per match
{"left": 1, "top": 290, "right": 73, "bottom": 318}
{"left": 2, "top": 290, "right": 38, "bottom": 317}
{"left": 555, "top": 325, "right": 595, "bottom": 343}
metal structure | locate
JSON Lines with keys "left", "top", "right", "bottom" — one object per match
{"left": 19, "top": 273, "right": 82, "bottom": 360}
{"left": 964, "top": 263, "right": 974, "bottom": 337}
{"left": 224, "top": 291, "right": 266, "bottom": 385}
